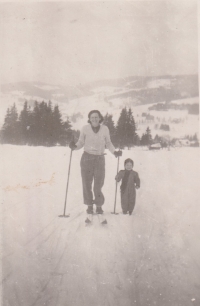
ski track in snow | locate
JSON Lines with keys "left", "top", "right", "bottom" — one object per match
{"left": 1, "top": 145, "right": 200, "bottom": 306}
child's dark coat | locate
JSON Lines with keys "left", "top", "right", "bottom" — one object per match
{"left": 115, "top": 170, "right": 140, "bottom": 213}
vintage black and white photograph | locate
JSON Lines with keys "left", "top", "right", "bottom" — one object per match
{"left": 0, "top": 1, "right": 199, "bottom": 305}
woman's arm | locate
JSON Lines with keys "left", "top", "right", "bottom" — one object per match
{"left": 75, "top": 127, "right": 85, "bottom": 150}
{"left": 104, "top": 126, "right": 115, "bottom": 154}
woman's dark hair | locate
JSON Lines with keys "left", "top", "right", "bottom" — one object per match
{"left": 87, "top": 110, "right": 104, "bottom": 124}
{"left": 124, "top": 158, "right": 134, "bottom": 167}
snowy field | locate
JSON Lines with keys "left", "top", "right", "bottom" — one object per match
{"left": 1, "top": 145, "right": 200, "bottom": 306}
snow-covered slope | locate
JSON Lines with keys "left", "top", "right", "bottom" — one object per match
{"left": 133, "top": 98, "right": 199, "bottom": 139}
{"left": 1, "top": 145, "right": 200, "bottom": 306}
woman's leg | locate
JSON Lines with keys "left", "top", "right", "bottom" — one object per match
{"left": 93, "top": 156, "right": 105, "bottom": 207}
{"left": 80, "top": 153, "right": 94, "bottom": 206}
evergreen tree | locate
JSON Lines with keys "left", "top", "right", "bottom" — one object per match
{"left": 141, "top": 127, "right": 152, "bottom": 146}
{"left": 60, "top": 118, "right": 72, "bottom": 146}
{"left": 1, "top": 104, "right": 19, "bottom": 144}
{"left": 193, "top": 133, "right": 198, "bottom": 141}
{"left": 146, "top": 127, "right": 152, "bottom": 144}
{"left": 19, "top": 101, "right": 31, "bottom": 145}
{"left": 45, "top": 101, "right": 54, "bottom": 145}
{"left": 154, "top": 134, "right": 161, "bottom": 143}
{"left": 31, "top": 101, "right": 41, "bottom": 145}
{"left": 115, "top": 108, "right": 128, "bottom": 149}
{"left": 42, "top": 101, "right": 54, "bottom": 146}
{"left": 52, "top": 105, "right": 63, "bottom": 145}
{"left": 115, "top": 107, "right": 137, "bottom": 149}
{"left": 103, "top": 113, "right": 116, "bottom": 146}
{"left": 1, "top": 108, "right": 11, "bottom": 143}
{"left": 140, "top": 133, "right": 146, "bottom": 146}
{"left": 126, "top": 108, "right": 136, "bottom": 148}
{"left": 39, "top": 101, "right": 48, "bottom": 145}
{"left": 0, "top": 100, "right": 74, "bottom": 146}
{"left": 133, "top": 133, "right": 141, "bottom": 146}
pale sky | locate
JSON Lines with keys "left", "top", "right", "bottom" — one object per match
{"left": 0, "top": 1, "right": 198, "bottom": 86}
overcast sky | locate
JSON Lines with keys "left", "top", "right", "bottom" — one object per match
{"left": 0, "top": 0, "right": 198, "bottom": 86}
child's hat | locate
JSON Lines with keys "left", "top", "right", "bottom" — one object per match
{"left": 124, "top": 158, "right": 134, "bottom": 166}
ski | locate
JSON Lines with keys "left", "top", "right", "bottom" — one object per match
{"left": 101, "top": 218, "right": 108, "bottom": 225}
{"left": 85, "top": 213, "right": 93, "bottom": 225}
{"left": 97, "top": 213, "right": 108, "bottom": 225}
{"left": 85, "top": 213, "right": 107, "bottom": 225}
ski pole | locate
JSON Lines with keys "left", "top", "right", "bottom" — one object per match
{"left": 111, "top": 153, "right": 120, "bottom": 215}
{"left": 59, "top": 148, "right": 73, "bottom": 218}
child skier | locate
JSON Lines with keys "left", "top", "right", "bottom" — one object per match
{"left": 115, "top": 158, "right": 140, "bottom": 215}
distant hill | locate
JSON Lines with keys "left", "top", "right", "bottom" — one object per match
{"left": 1, "top": 74, "right": 198, "bottom": 105}
{"left": 0, "top": 81, "right": 92, "bottom": 103}
{"left": 87, "top": 75, "right": 199, "bottom": 104}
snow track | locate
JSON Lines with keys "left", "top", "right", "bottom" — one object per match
{"left": 1, "top": 145, "right": 200, "bottom": 306}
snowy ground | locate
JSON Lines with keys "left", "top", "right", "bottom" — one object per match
{"left": 1, "top": 145, "right": 200, "bottom": 306}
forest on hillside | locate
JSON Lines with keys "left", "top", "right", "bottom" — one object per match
{"left": 1, "top": 101, "right": 198, "bottom": 148}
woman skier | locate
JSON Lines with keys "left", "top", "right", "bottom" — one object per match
{"left": 69, "top": 110, "right": 122, "bottom": 214}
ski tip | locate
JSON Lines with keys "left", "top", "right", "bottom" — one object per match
{"left": 101, "top": 219, "right": 107, "bottom": 225}
{"left": 85, "top": 218, "right": 92, "bottom": 224}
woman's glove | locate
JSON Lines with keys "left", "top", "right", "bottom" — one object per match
{"left": 114, "top": 150, "right": 122, "bottom": 158}
{"left": 69, "top": 141, "right": 77, "bottom": 150}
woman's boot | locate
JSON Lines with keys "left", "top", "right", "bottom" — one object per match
{"left": 86, "top": 205, "right": 93, "bottom": 214}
